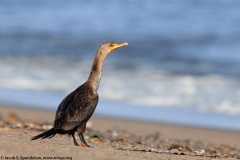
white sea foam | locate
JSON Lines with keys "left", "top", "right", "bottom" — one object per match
{"left": 1, "top": 57, "right": 240, "bottom": 116}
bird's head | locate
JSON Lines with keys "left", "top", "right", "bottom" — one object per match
{"left": 98, "top": 42, "right": 128, "bottom": 55}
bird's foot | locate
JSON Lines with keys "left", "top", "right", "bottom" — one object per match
{"left": 81, "top": 142, "right": 91, "bottom": 148}
{"left": 74, "top": 142, "right": 80, "bottom": 146}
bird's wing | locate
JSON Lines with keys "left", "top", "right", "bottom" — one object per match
{"left": 54, "top": 86, "right": 98, "bottom": 131}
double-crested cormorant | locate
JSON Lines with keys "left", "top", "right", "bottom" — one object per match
{"left": 31, "top": 42, "right": 128, "bottom": 147}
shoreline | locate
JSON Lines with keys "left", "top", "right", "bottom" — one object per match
{"left": 0, "top": 104, "right": 240, "bottom": 159}
{"left": 1, "top": 88, "right": 240, "bottom": 131}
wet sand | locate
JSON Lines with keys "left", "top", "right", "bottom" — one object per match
{"left": 0, "top": 104, "right": 239, "bottom": 160}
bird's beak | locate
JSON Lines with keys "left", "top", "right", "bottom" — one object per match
{"left": 109, "top": 42, "right": 128, "bottom": 51}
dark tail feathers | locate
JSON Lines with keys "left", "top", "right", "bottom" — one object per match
{"left": 31, "top": 128, "right": 56, "bottom": 140}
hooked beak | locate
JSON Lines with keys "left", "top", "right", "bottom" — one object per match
{"left": 109, "top": 42, "right": 128, "bottom": 51}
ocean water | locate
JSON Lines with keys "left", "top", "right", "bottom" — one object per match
{"left": 1, "top": 0, "right": 240, "bottom": 130}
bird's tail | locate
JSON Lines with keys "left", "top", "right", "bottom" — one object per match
{"left": 31, "top": 128, "right": 56, "bottom": 140}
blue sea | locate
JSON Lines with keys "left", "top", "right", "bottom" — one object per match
{"left": 1, "top": 0, "right": 240, "bottom": 130}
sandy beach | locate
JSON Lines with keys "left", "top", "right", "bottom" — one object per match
{"left": 0, "top": 104, "right": 239, "bottom": 160}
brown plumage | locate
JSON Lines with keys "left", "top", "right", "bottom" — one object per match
{"left": 31, "top": 42, "right": 128, "bottom": 147}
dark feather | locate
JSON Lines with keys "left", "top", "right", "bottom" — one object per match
{"left": 31, "top": 128, "right": 56, "bottom": 140}
{"left": 54, "top": 82, "right": 98, "bottom": 131}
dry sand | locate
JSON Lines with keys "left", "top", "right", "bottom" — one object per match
{"left": 0, "top": 104, "right": 239, "bottom": 160}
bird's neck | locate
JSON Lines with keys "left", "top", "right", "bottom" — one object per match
{"left": 87, "top": 51, "right": 107, "bottom": 92}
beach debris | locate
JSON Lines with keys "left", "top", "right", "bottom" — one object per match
{"left": 0, "top": 113, "right": 240, "bottom": 159}
{"left": 16, "top": 122, "right": 25, "bottom": 128}
{"left": 90, "top": 134, "right": 101, "bottom": 139}
{"left": 6, "top": 113, "right": 20, "bottom": 121}
{"left": 194, "top": 149, "right": 206, "bottom": 156}
{"left": 184, "top": 146, "right": 193, "bottom": 153}
{"left": 42, "top": 124, "right": 53, "bottom": 130}
{"left": 112, "top": 130, "right": 118, "bottom": 137}
{"left": 168, "top": 144, "right": 183, "bottom": 150}
{"left": 0, "top": 113, "right": 53, "bottom": 131}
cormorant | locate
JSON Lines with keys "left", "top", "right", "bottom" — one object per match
{"left": 31, "top": 42, "right": 128, "bottom": 147}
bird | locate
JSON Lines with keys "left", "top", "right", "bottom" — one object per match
{"left": 31, "top": 42, "right": 128, "bottom": 147}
